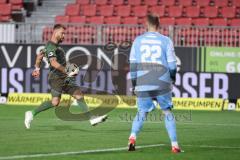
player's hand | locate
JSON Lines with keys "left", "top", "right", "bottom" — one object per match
{"left": 169, "top": 69, "right": 176, "bottom": 83}
{"left": 171, "top": 75, "right": 176, "bottom": 83}
{"left": 32, "top": 69, "right": 40, "bottom": 78}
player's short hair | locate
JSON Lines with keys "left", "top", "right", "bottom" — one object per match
{"left": 146, "top": 14, "right": 160, "bottom": 29}
{"left": 53, "top": 24, "right": 66, "bottom": 30}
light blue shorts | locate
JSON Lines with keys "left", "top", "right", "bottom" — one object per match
{"left": 137, "top": 92, "right": 173, "bottom": 112}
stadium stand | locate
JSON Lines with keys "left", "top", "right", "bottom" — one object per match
{"left": 26, "top": 0, "right": 240, "bottom": 46}
{"left": 49, "top": 0, "right": 240, "bottom": 27}
{"left": 221, "top": 6, "right": 236, "bottom": 18}
{"left": 185, "top": 6, "right": 201, "bottom": 18}
{"left": 192, "top": 18, "right": 210, "bottom": 26}
{"left": 0, "top": 0, "right": 239, "bottom": 46}
{"left": 70, "top": 16, "right": 86, "bottom": 23}
{"left": 149, "top": 6, "right": 165, "bottom": 17}
{"left": 0, "top": 0, "right": 24, "bottom": 22}
{"left": 65, "top": 3, "right": 80, "bottom": 16}
{"left": 95, "top": 0, "right": 108, "bottom": 5}
{"left": 88, "top": 16, "right": 104, "bottom": 24}
{"left": 144, "top": 0, "right": 158, "bottom": 6}
{"left": 178, "top": 0, "right": 192, "bottom": 6}
{"left": 0, "top": 3, "right": 11, "bottom": 22}
{"left": 116, "top": 5, "right": 131, "bottom": 17}
{"left": 9, "top": 0, "right": 23, "bottom": 11}
{"left": 99, "top": 5, "right": 114, "bottom": 16}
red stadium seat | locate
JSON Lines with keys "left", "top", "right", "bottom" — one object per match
{"left": 178, "top": 0, "right": 192, "bottom": 6}
{"left": 0, "top": 4, "right": 11, "bottom": 16}
{"left": 69, "top": 16, "right": 86, "bottom": 23}
{"left": 144, "top": 0, "right": 158, "bottom": 6}
{"left": 232, "top": 0, "right": 240, "bottom": 7}
{"left": 95, "top": 0, "right": 108, "bottom": 5}
{"left": 203, "top": 6, "right": 218, "bottom": 18}
{"left": 65, "top": 4, "right": 80, "bottom": 16}
{"left": 99, "top": 5, "right": 114, "bottom": 16}
{"left": 175, "top": 18, "right": 192, "bottom": 25}
{"left": 221, "top": 7, "right": 236, "bottom": 18}
{"left": 110, "top": 0, "right": 124, "bottom": 5}
{"left": 132, "top": 6, "right": 148, "bottom": 17}
{"left": 149, "top": 6, "right": 165, "bottom": 17}
{"left": 0, "top": 15, "right": 11, "bottom": 21}
{"left": 211, "top": 18, "right": 227, "bottom": 26}
{"left": 116, "top": 5, "right": 131, "bottom": 17}
{"left": 128, "top": 0, "right": 141, "bottom": 5}
{"left": 76, "top": 0, "right": 89, "bottom": 5}
{"left": 193, "top": 18, "right": 209, "bottom": 26}
{"left": 42, "top": 27, "right": 53, "bottom": 42}
{"left": 150, "top": 6, "right": 165, "bottom": 17}
{"left": 159, "top": 17, "right": 175, "bottom": 25}
{"left": 186, "top": 6, "right": 200, "bottom": 18}
{"left": 168, "top": 6, "right": 183, "bottom": 18}
{"left": 88, "top": 16, "right": 104, "bottom": 24}
{"left": 65, "top": 26, "right": 77, "bottom": 44}
{"left": 195, "top": 0, "right": 210, "bottom": 6}
{"left": 214, "top": 0, "right": 229, "bottom": 7}
{"left": 123, "top": 16, "right": 138, "bottom": 24}
{"left": 105, "top": 16, "right": 121, "bottom": 24}
{"left": 230, "top": 19, "right": 240, "bottom": 26}
{"left": 9, "top": 0, "right": 23, "bottom": 10}
{"left": 138, "top": 17, "right": 147, "bottom": 24}
{"left": 0, "top": 0, "right": 7, "bottom": 4}
{"left": 55, "top": 15, "right": 69, "bottom": 23}
{"left": 75, "top": 26, "right": 94, "bottom": 44}
{"left": 83, "top": 5, "right": 96, "bottom": 16}
{"left": 161, "top": 0, "right": 175, "bottom": 6}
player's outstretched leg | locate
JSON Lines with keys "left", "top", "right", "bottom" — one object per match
{"left": 24, "top": 98, "right": 59, "bottom": 129}
{"left": 72, "top": 89, "right": 108, "bottom": 126}
{"left": 76, "top": 98, "right": 108, "bottom": 126}
{"left": 128, "top": 110, "right": 148, "bottom": 151}
{"left": 163, "top": 109, "right": 182, "bottom": 153}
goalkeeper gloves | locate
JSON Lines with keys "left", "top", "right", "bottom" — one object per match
{"left": 169, "top": 69, "right": 176, "bottom": 82}
{"left": 131, "top": 79, "right": 136, "bottom": 95}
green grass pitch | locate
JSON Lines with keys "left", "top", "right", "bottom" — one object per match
{"left": 0, "top": 105, "right": 240, "bottom": 160}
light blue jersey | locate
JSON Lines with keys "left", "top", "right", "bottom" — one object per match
{"left": 129, "top": 31, "right": 177, "bottom": 93}
{"left": 129, "top": 32, "right": 179, "bottom": 148}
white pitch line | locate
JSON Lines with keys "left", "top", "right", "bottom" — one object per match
{"left": 0, "top": 144, "right": 240, "bottom": 160}
{"left": 0, "top": 144, "right": 165, "bottom": 160}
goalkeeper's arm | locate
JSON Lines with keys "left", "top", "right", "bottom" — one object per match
{"left": 166, "top": 38, "right": 177, "bottom": 82}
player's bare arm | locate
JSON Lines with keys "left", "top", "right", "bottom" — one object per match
{"left": 32, "top": 50, "right": 44, "bottom": 78}
{"left": 49, "top": 57, "right": 66, "bottom": 74}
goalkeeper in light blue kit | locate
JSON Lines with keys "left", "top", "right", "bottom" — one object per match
{"left": 128, "top": 14, "right": 182, "bottom": 153}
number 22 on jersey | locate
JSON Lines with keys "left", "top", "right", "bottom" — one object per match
{"left": 140, "top": 45, "right": 162, "bottom": 64}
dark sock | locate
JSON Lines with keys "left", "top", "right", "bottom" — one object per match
{"left": 32, "top": 101, "right": 54, "bottom": 116}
